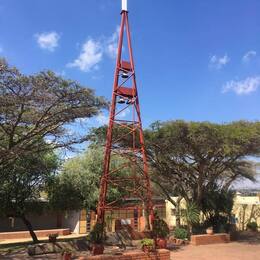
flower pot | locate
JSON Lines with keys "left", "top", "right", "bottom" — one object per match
{"left": 156, "top": 238, "right": 167, "bottom": 249}
{"left": 206, "top": 228, "right": 214, "bottom": 235}
{"left": 176, "top": 239, "right": 184, "bottom": 246}
{"left": 63, "top": 253, "right": 72, "bottom": 260}
{"left": 142, "top": 245, "right": 153, "bottom": 253}
{"left": 92, "top": 244, "right": 104, "bottom": 255}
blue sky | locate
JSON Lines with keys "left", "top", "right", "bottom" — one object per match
{"left": 1, "top": 0, "right": 260, "bottom": 187}
{"left": 1, "top": 0, "right": 260, "bottom": 127}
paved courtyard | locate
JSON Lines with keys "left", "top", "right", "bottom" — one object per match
{"left": 1, "top": 242, "right": 260, "bottom": 260}
{"left": 171, "top": 242, "right": 260, "bottom": 260}
{"left": 1, "top": 231, "right": 260, "bottom": 260}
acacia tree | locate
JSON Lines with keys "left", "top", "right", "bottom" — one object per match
{"left": 0, "top": 150, "right": 58, "bottom": 243}
{"left": 0, "top": 58, "right": 107, "bottom": 170}
{"left": 145, "top": 120, "right": 260, "bottom": 226}
{"left": 48, "top": 146, "right": 129, "bottom": 212}
{"left": 0, "top": 58, "right": 107, "bottom": 243}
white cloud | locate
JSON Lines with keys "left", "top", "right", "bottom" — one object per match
{"left": 118, "top": 108, "right": 130, "bottom": 118}
{"left": 68, "top": 39, "right": 103, "bottom": 72}
{"left": 242, "top": 50, "right": 257, "bottom": 63}
{"left": 35, "top": 32, "right": 60, "bottom": 52}
{"left": 209, "top": 54, "right": 230, "bottom": 70}
{"left": 105, "top": 26, "right": 120, "bottom": 59}
{"left": 222, "top": 76, "right": 260, "bottom": 95}
{"left": 96, "top": 113, "right": 109, "bottom": 125}
{"left": 68, "top": 26, "right": 120, "bottom": 73}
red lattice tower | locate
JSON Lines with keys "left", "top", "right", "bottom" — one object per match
{"left": 97, "top": 0, "right": 154, "bottom": 229}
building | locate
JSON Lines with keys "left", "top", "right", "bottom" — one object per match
{"left": 1, "top": 192, "right": 260, "bottom": 236}
{"left": 232, "top": 191, "right": 260, "bottom": 230}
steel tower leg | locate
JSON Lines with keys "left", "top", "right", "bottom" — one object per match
{"left": 97, "top": 8, "right": 154, "bottom": 230}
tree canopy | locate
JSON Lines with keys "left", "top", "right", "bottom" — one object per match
{"left": 145, "top": 120, "right": 260, "bottom": 210}
{"left": 0, "top": 58, "right": 107, "bottom": 170}
{"left": 87, "top": 120, "right": 260, "bottom": 211}
{"left": 48, "top": 146, "right": 130, "bottom": 212}
{"left": 0, "top": 58, "right": 107, "bottom": 243}
{"left": 0, "top": 149, "right": 58, "bottom": 243}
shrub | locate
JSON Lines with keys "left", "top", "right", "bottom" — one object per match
{"left": 141, "top": 238, "right": 154, "bottom": 252}
{"left": 174, "top": 227, "right": 188, "bottom": 240}
{"left": 48, "top": 233, "right": 58, "bottom": 243}
{"left": 192, "top": 223, "right": 205, "bottom": 235}
{"left": 247, "top": 222, "right": 258, "bottom": 232}
{"left": 203, "top": 215, "right": 230, "bottom": 233}
{"left": 89, "top": 223, "right": 106, "bottom": 244}
{"left": 141, "top": 238, "right": 154, "bottom": 247}
{"left": 181, "top": 202, "right": 200, "bottom": 226}
{"left": 152, "top": 218, "right": 170, "bottom": 239}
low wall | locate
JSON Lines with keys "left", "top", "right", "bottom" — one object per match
{"left": 0, "top": 228, "right": 70, "bottom": 240}
{"left": 191, "top": 233, "right": 230, "bottom": 246}
{"left": 0, "top": 212, "right": 60, "bottom": 232}
{"left": 79, "top": 249, "right": 170, "bottom": 260}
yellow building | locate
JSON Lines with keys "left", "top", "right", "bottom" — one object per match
{"left": 165, "top": 197, "right": 187, "bottom": 229}
{"left": 164, "top": 192, "right": 260, "bottom": 231}
{"left": 232, "top": 192, "right": 260, "bottom": 231}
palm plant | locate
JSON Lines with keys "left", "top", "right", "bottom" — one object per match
{"left": 181, "top": 202, "right": 200, "bottom": 234}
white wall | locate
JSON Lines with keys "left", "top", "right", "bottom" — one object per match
{"left": 62, "top": 211, "right": 80, "bottom": 234}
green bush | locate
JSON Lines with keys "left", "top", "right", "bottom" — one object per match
{"left": 203, "top": 215, "right": 230, "bottom": 233}
{"left": 192, "top": 223, "right": 205, "bottom": 235}
{"left": 247, "top": 222, "right": 258, "bottom": 232}
{"left": 89, "top": 223, "right": 106, "bottom": 244}
{"left": 174, "top": 227, "right": 188, "bottom": 240}
{"left": 152, "top": 218, "right": 170, "bottom": 239}
{"left": 141, "top": 238, "right": 154, "bottom": 247}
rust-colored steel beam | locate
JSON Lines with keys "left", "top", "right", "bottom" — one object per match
{"left": 96, "top": 5, "right": 154, "bottom": 230}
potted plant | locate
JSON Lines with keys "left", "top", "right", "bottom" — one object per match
{"left": 141, "top": 238, "right": 154, "bottom": 252}
{"left": 174, "top": 227, "right": 188, "bottom": 245}
{"left": 206, "top": 226, "right": 214, "bottom": 235}
{"left": 48, "top": 233, "right": 58, "bottom": 243}
{"left": 152, "top": 218, "right": 170, "bottom": 249}
{"left": 89, "top": 223, "right": 105, "bottom": 255}
{"left": 61, "top": 248, "right": 73, "bottom": 260}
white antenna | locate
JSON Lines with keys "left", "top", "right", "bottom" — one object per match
{"left": 122, "top": 0, "right": 128, "bottom": 11}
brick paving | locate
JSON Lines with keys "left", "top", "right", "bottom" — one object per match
{"left": 171, "top": 242, "right": 260, "bottom": 260}
{"left": 2, "top": 231, "right": 260, "bottom": 260}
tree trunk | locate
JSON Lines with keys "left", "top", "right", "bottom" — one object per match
{"left": 241, "top": 205, "right": 247, "bottom": 231}
{"left": 20, "top": 215, "right": 39, "bottom": 244}
{"left": 196, "top": 164, "right": 204, "bottom": 208}
{"left": 175, "top": 198, "right": 182, "bottom": 228}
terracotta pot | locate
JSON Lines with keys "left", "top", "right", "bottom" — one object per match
{"left": 176, "top": 239, "right": 184, "bottom": 246}
{"left": 206, "top": 228, "right": 214, "bottom": 235}
{"left": 63, "top": 253, "right": 72, "bottom": 260}
{"left": 142, "top": 245, "right": 153, "bottom": 253}
{"left": 156, "top": 238, "right": 167, "bottom": 249}
{"left": 92, "top": 244, "right": 104, "bottom": 255}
